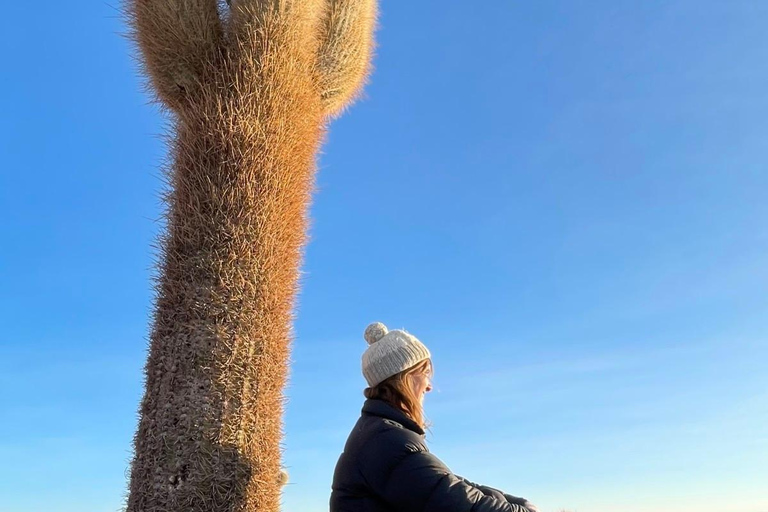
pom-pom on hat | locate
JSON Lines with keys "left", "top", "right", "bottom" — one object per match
{"left": 362, "top": 322, "right": 431, "bottom": 387}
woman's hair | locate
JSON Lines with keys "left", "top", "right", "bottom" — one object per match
{"left": 364, "top": 358, "right": 432, "bottom": 429}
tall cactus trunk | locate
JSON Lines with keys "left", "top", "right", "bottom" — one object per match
{"left": 125, "top": 1, "right": 376, "bottom": 511}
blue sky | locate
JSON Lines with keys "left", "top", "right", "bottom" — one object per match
{"left": 1, "top": 1, "right": 767, "bottom": 511}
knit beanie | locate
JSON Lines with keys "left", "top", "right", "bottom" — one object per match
{"left": 362, "top": 322, "right": 431, "bottom": 387}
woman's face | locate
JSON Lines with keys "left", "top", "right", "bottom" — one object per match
{"left": 408, "top": 364, "right": 433, "bottom": 404}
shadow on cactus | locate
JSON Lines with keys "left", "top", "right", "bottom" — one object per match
{"left": 124, "top": 1, "right": 377, "bottom": 511}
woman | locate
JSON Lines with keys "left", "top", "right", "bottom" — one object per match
{"left": 330, "top": 322, "right": 538, "bottom": 512}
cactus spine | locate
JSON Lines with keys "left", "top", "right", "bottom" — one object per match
{"left": 125, "top": 1, "right": 376, "bottom": 511}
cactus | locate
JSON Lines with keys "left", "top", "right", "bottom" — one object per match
{"left": 125, "top": 1, "right": 376, "bottom": 511}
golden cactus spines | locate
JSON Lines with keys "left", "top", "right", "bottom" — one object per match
{"left": 125, "top": 1, "right": 377, "bottom": 511}
{"left": 318, "top": 0, "right": 378, "bottom": 116}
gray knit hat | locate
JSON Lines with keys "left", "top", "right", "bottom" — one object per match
{"left": 362, "top": 322, "right": 431, "bottom": 387}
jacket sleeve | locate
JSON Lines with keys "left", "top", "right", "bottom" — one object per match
{"left": 457, "top": 476, "right": 508, "bottom": 502}
{"left": 380, "top": 450, "right": 532, "bottom": 512}
{"left": 457, "top": 476, "right": 530, "bottom": 507}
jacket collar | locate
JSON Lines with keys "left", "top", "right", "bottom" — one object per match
{"left": 362, "top": 399, "right": 425, "bottom": 436}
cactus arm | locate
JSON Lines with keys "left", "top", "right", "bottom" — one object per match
{"left": 317, "top": 0, "right": 378, "bottom": 117}
{"left": 129, "top": 0, "right": 223, "bottom": 110}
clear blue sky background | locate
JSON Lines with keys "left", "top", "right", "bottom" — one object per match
{"left": 1, "top": 1, "right": 766, "bottom": 511}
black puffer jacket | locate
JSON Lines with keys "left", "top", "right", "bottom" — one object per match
{"left": 330, "top": 399, "right": 534, "bottom": 512}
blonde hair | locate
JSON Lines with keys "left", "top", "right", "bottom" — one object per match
{"left": 364, "top": 359, "right": 432, "bottom": 429}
